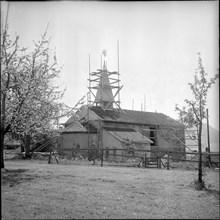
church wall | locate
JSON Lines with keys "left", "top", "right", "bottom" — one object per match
{"left": 102, "top": 120, "right": 185, "bottom": 159}
{"left": 103, "top": 129, "right": 123, "bottom": 161}
{"left": 102, "top": 129, "right": 152, "bottom": 162}
{"left": 59, "top": 120, "right": 185, "bottom": 160}
{"left": 59, "top": 132, "right": 97, "bottom": 157}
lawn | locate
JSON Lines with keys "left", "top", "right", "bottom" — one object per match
{"left": 1, "top": 159, "right": 219, "bottom": 219}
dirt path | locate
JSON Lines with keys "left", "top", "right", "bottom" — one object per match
{"left": 2, "top": 160, "right": 219, "bottom": 219}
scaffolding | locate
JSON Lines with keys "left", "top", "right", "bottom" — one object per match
{"left": 86, "top": 49, "right": 124, "bottom": 152}
{"left": 88, "top": 49, "right": 123, "bottom": 111}
{"left": 185, "top": 129, "right": 198, "bottom": 151}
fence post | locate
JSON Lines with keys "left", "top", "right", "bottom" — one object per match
{"left": 72, "top": 148, "right": 74, "bottom": 157}
{"left": 101, "top": 149, "right": 103, "bottom": 167}
{"left": 144, "top": 153, "right": 146, "bottom": 168}
{"left": 158, "top": 157, "right": 161, "bottom": 168}
{"left": 48, "top": 149, "right": 52, "bottom": 164}
{"left": 167, "top": 151, "right": 170, "bottom": 170}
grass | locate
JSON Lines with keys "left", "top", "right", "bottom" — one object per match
{"left": 1, "top": 159, "right": 220, "bottom": 219}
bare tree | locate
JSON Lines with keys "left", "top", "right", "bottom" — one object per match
{"left": 175, "top": 53, "right": 218, "bottom": 189}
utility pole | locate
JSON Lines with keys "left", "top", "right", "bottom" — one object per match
{"left": 117, "top": 40, "right": 120, "bottom": 108}
{"left": 144, "top": 94, "right": 146, "bottom": 111}
{"left": 88, "top": 54, "right": 91, "bottom": 151}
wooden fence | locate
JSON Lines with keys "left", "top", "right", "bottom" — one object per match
{"left": 57, "top": 147, "right": 219, "bottom": 169}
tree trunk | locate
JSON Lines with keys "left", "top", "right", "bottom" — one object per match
{"left": 1, "top": 92, "right": 6, "bottom": 168}
{"left": 21, "top": 143, "right": 25, "bottom": 153}
{"left": 198, "top": 122, "right": 203, "bottom": 183}
{"left": 25, "top": 134, "right": 31, "bottom": 158}
{"left": 1, "top": 132, "right": 4, "bottom": 169}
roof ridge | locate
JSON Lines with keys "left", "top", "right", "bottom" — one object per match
{"left": 124, "top": 109, "right": 162, "bottom": 114}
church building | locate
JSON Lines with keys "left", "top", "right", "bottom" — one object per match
{"left": 58, "top": 50, "right": 185, "bottom": 161}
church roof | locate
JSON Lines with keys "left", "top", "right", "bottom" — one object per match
{"left": 124, "top": 109, "right": 183, "bottom": 127}
{"left": 64, "top": 114, "right": 79, "bottom": 127}
{"left": 89, "top": 106, "right": 184, "bottom": 127}
{"left": 107, "top": 129, "right": 153, "bottom": 144}
{"left": 61, "top": 120, "right": 87, "bottom": 133}
{"left": 64, "top": 106, "right": 184, "bottom": 128}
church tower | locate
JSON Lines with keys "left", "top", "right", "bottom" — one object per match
{"left": 88, "top": 49, "right": 122, "bottom": 111}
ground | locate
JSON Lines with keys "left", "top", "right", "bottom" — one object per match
{"left": 1, "top": 159, "right": 220, "bottom": 219}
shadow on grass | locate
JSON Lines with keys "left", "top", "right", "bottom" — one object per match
{"left": 2, "top": 168, "right": 37, "bottom": 187}
{"left": 189, "top": 180, "right": 220, "bottom": 200}
{"left": 205, "top": 189, "right": 220, "bottom": 199}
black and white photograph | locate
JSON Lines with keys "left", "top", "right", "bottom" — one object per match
{"left": 1, "top": 1, "right": 219, "bottom": 219}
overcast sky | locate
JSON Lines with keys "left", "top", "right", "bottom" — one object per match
{"left": 1, "top": 1, "right": 219, "bottom": 130}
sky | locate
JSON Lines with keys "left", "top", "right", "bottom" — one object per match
{"left": 1, "top": 1, "right": 219, "bottom": 130}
